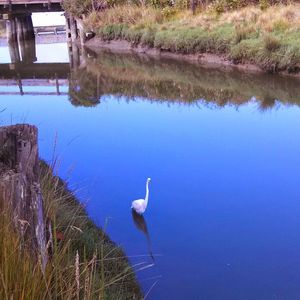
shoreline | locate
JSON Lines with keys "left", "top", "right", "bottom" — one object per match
{"left": 40, "top": 160, "right": 143, "bottom": 299}
{"left": 85, "top": 38, "right": 300, "bottom": 79}
{"left": 0, "top": 124, "right": 142, "bottom": 299}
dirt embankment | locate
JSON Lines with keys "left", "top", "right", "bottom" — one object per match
{"left": 84, "top": 38, "right": 300, "bottom": 79}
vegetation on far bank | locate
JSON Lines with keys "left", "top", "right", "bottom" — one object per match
{"left": 0, "top": 21, "right": 5, "bottom": 37}
{"left": 0, "top": 160, "right": 142, "bottom": 299}
{"left": 63, "top": 0, "right": 300, "bottom": 73}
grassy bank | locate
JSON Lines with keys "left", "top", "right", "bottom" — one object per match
{"left": 0, "top": 21, "right": 5, "bottom": 38}
{"left": 79, "top": 3, "right": 300, "bottom": 73}
{"left": 0, "top": 160, "right": 142, "bottom": 299}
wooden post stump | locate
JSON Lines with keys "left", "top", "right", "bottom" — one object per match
{"left": 0, "top": 124, "right": 48, "bottom": 271}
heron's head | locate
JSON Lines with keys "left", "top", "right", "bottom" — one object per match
{"left": 147, "top": 178, "right": 151, "bottom": 183}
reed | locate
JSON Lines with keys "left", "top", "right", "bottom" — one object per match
{"left": 0, "top": 160, "right": 142, "bottom": 299}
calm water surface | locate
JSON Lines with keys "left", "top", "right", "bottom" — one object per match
{"left": 1, "top": 42, "right": 300, "bottom": 299}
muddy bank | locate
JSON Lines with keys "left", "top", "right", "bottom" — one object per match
{"left": 85, "top": 38, "right": 300, "bottom": 79}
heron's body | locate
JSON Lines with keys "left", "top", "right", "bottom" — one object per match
{"left": 131, "top": 178, "right": 151, "bottom": 215}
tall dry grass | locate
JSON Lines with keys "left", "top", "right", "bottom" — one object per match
{"left": 84, "top": 5, "right": 165, "bottom": 29}
{"left": 0, "top": 160, "right": 143, "bottom": 299}
{"left": 220, "top": 4, "right": 300, "bottom": 32}
{"left": 0, "top": 21, "right": 5, "bottom": 37}
{"left": 186, "top": 3, "right": 300, "bottom": 32}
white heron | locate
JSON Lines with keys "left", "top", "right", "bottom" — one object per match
{"left": 131, "top": 178, "right": 151, "bottom": 215}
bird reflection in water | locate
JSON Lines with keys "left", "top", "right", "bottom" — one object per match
{"left": 131, "top": 209, "right": 154, "bottom": 261}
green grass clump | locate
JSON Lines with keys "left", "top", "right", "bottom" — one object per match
{"left": 154, "top": 24, "right": 234, "bottom": 53}
{"left": 95, "top": 20, "right": 300, "bottom": 73}
{"left": 97, "top": 24, "right": 128, "bottom": 40}
{"left": 141, "top": 26, "right": 158, "bottom": 47}
{"left": 234, "top": 25, "right": 258, "bottom": 44}
{"left": 123, "top": 27, "right": 144, "bottom": 44}
{"left": 0, "top": 21, "right": 5, "bottom": 37}
{"left": 263, "top": 33, "right": 281, "bottom": 52}
{"left": 230, "top": 37, "right": 262, "bottom": 62}
{"left": 229, "top": 30, "right": 300, "bottom": 72}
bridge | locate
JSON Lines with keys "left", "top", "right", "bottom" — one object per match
{"left": 0, "top": 0, "right": 82, "bottom": 65}
{"left": 0, "top": 40, "right": 88, "bottom": 98}
{"left": 0, "top": 0, "right": 88, "bottom": 98}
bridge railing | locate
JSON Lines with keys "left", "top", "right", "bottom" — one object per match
{"left": 0, "top": 0, "right": 61, "bottom": 4}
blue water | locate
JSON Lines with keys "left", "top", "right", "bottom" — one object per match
{"left": 1, "top": 43, "right": 300, "bottom": 299}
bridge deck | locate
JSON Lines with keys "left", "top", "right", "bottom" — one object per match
{"left": 0, "top": 0, "right": 63, "bottom": 13}
{"left": 0, "top": 0, "right": 61, "bottom": 4}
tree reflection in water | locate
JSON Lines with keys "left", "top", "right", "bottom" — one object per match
{"left": 68, "top": 48, "right": 300, "bottom": 110}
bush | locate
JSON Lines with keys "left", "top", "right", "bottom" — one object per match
{"left": 141, "top": 26, "right": 158, "bottom": 46}
{"left": 174, "top": 0, "right": 189, "bottom": 9}
{"left": 263, "top": 33, "right": 281, "bottom": 52}
{"left": 84, "top": 5, "right": 164, "bottom": 29}
{"left": 62, "top": 0, "right": 93, "bottom": 16}
{"left": 234, "top": 25, "right": 257, "bottom": 43}
{"left": 147, "top": 0, "right": 172, "bottom": 8}
{"left": 212, "top": 0, "right": 244, "bottom": 13}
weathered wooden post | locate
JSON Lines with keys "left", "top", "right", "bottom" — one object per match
{"left": 68, "top": 43, "right": 80, "bottom": 70}
{"left": 69, "top": 15, "right": 78, "bottom": 42}
{"left": 65, "top": 15, "right": 72, "bottom": 43}
{"left": 24, "top": 14, "right": 37, "bottom": 62}
{"left": 0, "top": 124, "right": 48, "bottom": 271}
{"left": 76, "top": 17, "right": 86, "bottom": 46}
{"left": 73, "top": 43, "right": 80, "bottom": 69}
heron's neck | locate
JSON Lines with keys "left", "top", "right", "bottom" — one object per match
{"left": 144, "top": 181, "right": 149, "bottom": 207}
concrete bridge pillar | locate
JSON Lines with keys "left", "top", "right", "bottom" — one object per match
{"left": 16, "top": 14, "right": 36, "bottom": 63}
{"left": 23, "top": 14, "right": 37, "bottom": 62}
{"left": 16, "top": 15, "right": 26, "bottom": 61}
{"left": 6, "top": 17, "right": 20, "bottom": 63}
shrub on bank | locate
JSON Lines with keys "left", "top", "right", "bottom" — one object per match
{"left": 85, "top": 3, "right": 300, "bottom": 73}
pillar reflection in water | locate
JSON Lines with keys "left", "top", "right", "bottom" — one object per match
{"left": 6, "top": 13, "right": 36, "bottom": 65}
{"left": 68, "top": 44, "right": 101, "bottom": 107}
{"left": 6, "top": 18, "right": 20, "bottom": 63}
